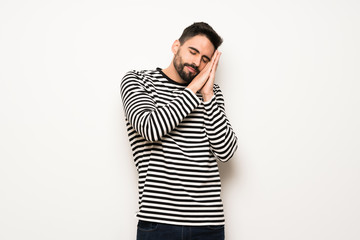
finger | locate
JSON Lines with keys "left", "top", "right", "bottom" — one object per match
{"left": 199, "top": 50, "right": 219, "bottom": 76}
{"left": 209, "top": 50, "right": 219, "bottom": 69}
{"left": 201, "top": 52, "right": 216, "bottom": 73}
{"left": 213, "top": 51, "right": 221, "bottom": 72}
{"left": 190, "top": 50, "right": 219, "bottom": 86}
{"left": 209, "top": 51, "right": 221, "bottom": 78}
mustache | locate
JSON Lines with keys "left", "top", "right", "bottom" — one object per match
{"left": 184, "top": 63, "right": 199, "bottom": 73}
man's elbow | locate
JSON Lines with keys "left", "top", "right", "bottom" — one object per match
{"left": 213, "top": 140, "right": 238, "bottom": 162}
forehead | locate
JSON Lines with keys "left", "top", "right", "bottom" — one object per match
{"left": 182, "top": 35, "right": 215, "bottom": 56}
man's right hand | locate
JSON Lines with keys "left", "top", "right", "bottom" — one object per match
{"left": 186, "top": 50, "right": 221, "bottom": 97}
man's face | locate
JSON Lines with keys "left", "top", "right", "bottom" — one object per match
{"left": 173, "top": 35, "right": 215, "bottom": 83}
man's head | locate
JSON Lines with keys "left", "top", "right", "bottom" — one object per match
{"left": 171, "top": 22, "right": 223, "bottom": 83}
{"left": 178, "top": 22, "right": 223, "bottom": 50}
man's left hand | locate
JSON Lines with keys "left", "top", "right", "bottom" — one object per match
{"left": 200, "top": 50, "right": 221, "bottom": 102}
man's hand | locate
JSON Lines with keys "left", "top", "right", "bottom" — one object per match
{"left": 187, "top": 50, "right": 221, "bottom": 101}
{"left": 200, "top": 50, "right": 221, "bottom": 101}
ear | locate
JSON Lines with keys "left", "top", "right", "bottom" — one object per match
{"left": 171, "top": 40, "right": 181, "bottom": 54}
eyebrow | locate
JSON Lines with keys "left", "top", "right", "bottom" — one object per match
{"left": 188, "top": 47, "right": 211, "bottom": 62}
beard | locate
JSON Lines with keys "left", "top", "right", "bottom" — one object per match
{"left": 173, "top": 51, "right": 199, "bottom": 83}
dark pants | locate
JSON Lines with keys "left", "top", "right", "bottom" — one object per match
{"left": 136, "top": 220, "right": 225, "bottom": 240}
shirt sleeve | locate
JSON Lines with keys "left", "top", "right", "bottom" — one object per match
{"left": 120, "top": 71, "right": 201, "bottom": 142}
{"left": 203, "top": 84, "right": 238, "bottom": 162}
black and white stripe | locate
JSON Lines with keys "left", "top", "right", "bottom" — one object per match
{"left": 120, "top": 68, "right": 238, "bottom": 226}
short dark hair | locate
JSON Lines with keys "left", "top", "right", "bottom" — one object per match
{"left": 178, "top": 22, "right": 223, "bottom": 49}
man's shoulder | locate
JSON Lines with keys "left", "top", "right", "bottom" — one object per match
{"left": 121, "top": 69, "right": 161, "bottom": 90}
{"left": 122, "top": 69, "right": 159, "bottom": 81}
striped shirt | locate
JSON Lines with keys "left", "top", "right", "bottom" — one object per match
{"left": 120, "top": 68, "right": 238, "bottom": 226}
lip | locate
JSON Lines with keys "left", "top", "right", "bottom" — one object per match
{"left": 186, "top": 66, "right": 197, "bottom": 73}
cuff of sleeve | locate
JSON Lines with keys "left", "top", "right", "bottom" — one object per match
{"left": 203, "top": 94, "right": 216, "bottom": 110}
{"left": 203, "top": 94, "right": 216, "bottom": 104}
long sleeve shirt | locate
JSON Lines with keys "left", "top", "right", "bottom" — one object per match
{"left": 120, "top": 68, "right": 238, "bottom": 226}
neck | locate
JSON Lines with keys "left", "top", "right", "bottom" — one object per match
{"left": 162, "top": 61, "right": 187, "bottom": 84}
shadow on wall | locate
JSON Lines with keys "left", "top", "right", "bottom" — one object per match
{"left": 218, "top": 153, "right": 241, "bottom": 187}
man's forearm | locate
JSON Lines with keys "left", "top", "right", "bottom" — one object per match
{"left": 121, "top": 72, "right": 201, "bottom": 142}
{"left": 203, "top": 90, "right": 238, "bottom": 162}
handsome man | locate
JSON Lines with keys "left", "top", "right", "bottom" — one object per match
{"left": 120, "top": 22, "right": 238, "bottom": 240}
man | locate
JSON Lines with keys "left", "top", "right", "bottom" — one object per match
{"left": 120, "top": 22, "right": 238, "bottom": 240}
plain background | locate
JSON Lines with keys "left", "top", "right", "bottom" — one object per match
{"left": 1, "top": 0, "right": 359, "bottom": 239}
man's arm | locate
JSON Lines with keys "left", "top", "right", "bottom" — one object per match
{"left": 204, "top": 85, "right": 238, "bottom": 162}
{"left": 120, "top": 71, "right": 201, "bottom": 142}
{"left": 187, "top": 50, "right": 238, "bottom": 161}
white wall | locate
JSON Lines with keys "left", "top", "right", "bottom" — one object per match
{"left": 1, "top": 0, "right": 359, "bottom": 239}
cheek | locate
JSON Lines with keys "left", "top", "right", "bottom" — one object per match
{"left": 181, "top": 54, "right": 192, "bottom": 65}
{"left": 174, "top": 53, "right": 184, "bottom": 66}
{"left": 198, "top": 62, "right": 207, "bottom": 71}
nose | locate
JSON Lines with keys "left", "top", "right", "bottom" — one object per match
{"left": 192, "top": 56, "right": 202, "bottom": 68}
